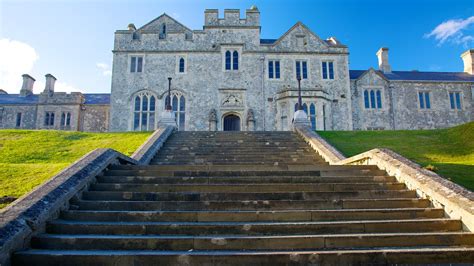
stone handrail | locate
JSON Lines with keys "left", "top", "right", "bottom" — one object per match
{"left": 131, "top": 125, "right": 175, "bottom": 165}
{"left": 293, "top": 125, "right": 346, "bottom": 164}
{"left": 294, "top": 124, "right": 474, "bottom": 232}
{"left": 0, "top": 127, "right": 175, "bottom": 265}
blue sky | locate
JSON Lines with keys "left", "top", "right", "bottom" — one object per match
{"left": 0, "top": 0, "right": 473, "bottom": 93}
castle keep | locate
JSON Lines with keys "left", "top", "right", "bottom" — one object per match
{"left": 1, "top": 7, "right": 473, "bottom": 131}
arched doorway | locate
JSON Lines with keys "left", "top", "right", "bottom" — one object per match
{"left": 223, "top": 114, "right": 240, "bottom": 131}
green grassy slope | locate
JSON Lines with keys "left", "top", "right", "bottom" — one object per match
{"left": 0, "top": 130, "right": 151, "bottom": 208}
{"left": 318, "top": 122, "right": 474, "bottom": 191}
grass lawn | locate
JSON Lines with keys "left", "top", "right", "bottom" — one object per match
{"left": 318, "top": 122, "right": 474, "bottom": 191}
{"left": 0, "top": 130, "right": 152, "bottom": 208}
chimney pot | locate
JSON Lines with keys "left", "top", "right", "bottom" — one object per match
{"left": 376, "top": 47, "right": 391, "bottom": 73}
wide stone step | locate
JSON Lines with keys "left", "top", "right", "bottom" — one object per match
{"left": 108, "top": 164, "right": 380, "bottom": 171}
{"left": 47, "top": 219, "right": 461, "bottom": 235}
{"left": 13, "top": 247, "right": 474, "bottom": 266}
{"left": 31, "top": 232, "right": 474, "bottom": 251}
{"left": 151, "top": 160, "right": 322, "bottom": 166}
{"left": 96, "top": 175, "right": 396, "bottom": 184}
{"left": 73, "top": 198, "right": 432, "bottom": 211}
{"left": 103, "top": 169, "right": 387, "bottom": 177}
{"left": 61, "top": 208, "right": 445, "bottom": 222}
{"left": 82, "top": 190, "right": 417, "bottom": 201}
{"left": 89, "top": 182, "right": 406, "bottom": 193}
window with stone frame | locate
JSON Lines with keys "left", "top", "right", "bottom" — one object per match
{"left": 268, "top": 60, "right": 280, "bottom": 79}
{"left": 179, "top": 57, "right": 186, "bottom": 73}
{"left": 44, "top": 112, "right": 55, "bottom": 126}
{"left": 60, "top": 112, "right": 71, "bottom": 129}
{"left": 159, "top": 23, "right": 166, "bottom": 39}
{"left": 418, "top": 91, "right": 431, "bottom": 109}
{"left": 322, "top": 61, "right": 334, "bottom": 80}
{"left": 363, "top": 89, "right": 383, "bottom": 109}
{"left": 16, "top": 113, "right": 22, "bottom": 128}
{"left": 225, "top": 50, "right": 239, "bottom": 71}
{"left": 130, "top": 56, "right": 143, "bottom": 73}
{"left": 133, "top": 91, "right": 157, "bottom": 131}
{"left": 449, "top": 92, "right": 462, "bottom": 110}
{"left": 295, "top": 60, "right": 308, "bottom": 79}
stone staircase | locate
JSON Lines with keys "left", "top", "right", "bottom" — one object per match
{"left": 13, "top": 131, "right": 474, "bottom": 265}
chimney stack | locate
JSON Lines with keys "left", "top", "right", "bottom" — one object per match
{"left": 376, "top": 47, "right": 391, "bottom": 73}
{"left": 461, "top": 49, "right": 474, "bottom": 75}
{"left": 127, "top": 23, "right": 136, "bottom": 31}
{"left": 20, "top": 74, "right": 35, "bottom": 97}
{"left": 44, "top": 74, "right": 56, "bottom": 96}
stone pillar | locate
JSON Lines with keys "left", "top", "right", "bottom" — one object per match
{"left": 292, "top": 110, "right": 311, "bottom": 129}
{"left": 246, "top": 109, "right": 255, "bottom": 131}
{"left": 208, "top": 109, "right": 217, "bottom": 131}
{"left": 158, "top": 110, "right": 177, "bottom": 129}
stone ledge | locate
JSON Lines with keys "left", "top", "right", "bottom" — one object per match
{"left": 338, "top": 148, "right": 474, "bottom": 231}
{"left": 131, "top": 126, "right": 175, "bottom": 165}
{"left": 294, "top": 124, "right": 474, "bottom": 232}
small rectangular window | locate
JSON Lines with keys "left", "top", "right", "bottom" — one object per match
{"left": 418, "top": 91, "right": 431, "bottom": 109}
{"left": 449, "top": 92, "right": 455, "bottom": 109}
{"left": 16, "top": 113, "right": 22, "bottom": 127}
{"left": 130, "top": 57, "right": 136, "bottom": 73}
{"left": 328, "top": 62, "right": 334, "bottom": 79}
{"left": 130, "top": 56, "right": 143, "bottom": 73}
{"left": 44, "top": 112, "right": 55, "bottom": 126}
{"left": 268, "top": 60, "right": 280, "bottom": 79}
{"left": 275, "top": 61, "right": 280, "bottom": 79}
{"left": 137, "top": 57, "right": 143, "bottom": 72}
{"left": 268, "top": 61, "right": 274, "bottom": 79}
{"left": 322, "top": 61, "right": 334, "bottom": 80}
{"left": 322, "top": 62, "right": 328, "bottom": 79}
{"left": 296, "top": 60, "right": 307, "bottom": 79}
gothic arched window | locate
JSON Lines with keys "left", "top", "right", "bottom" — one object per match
{"left": 133, "top": 91, "right": 157, "bottom": 131}
{"left": 225, "top": 51, "right": 231, "bottom": 70}
{"left": 179, "top": 58, "right": 185, "bottom": 73}
{"left": 232, "top": 51, "right": 239, "bottom": 70}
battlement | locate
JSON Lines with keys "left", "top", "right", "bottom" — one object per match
{"left": 38, "top": 91, "right": 84, "bottom": 105}
{"left": 204, "top": 6, "right": 260, "bottom": 28}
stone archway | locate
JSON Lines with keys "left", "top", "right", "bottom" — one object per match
{"left": 223, "top": 114, "right": 241, "bottom": 131}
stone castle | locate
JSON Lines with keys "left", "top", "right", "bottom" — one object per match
{"left": 1, "top": 6, "right": 473, "bottom": 131}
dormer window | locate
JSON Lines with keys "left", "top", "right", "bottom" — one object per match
{"left": 132, "top": 32, "right": 140, "bottom": 40}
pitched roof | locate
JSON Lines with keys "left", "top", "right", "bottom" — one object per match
{"left": 84, "top": 93, "right": 110, "bottom": 105}
{"left": 260, "top": 39, "right": 277, "bottom": 44}
{"left": 350, "top": 70, "right": 474, "bottom": 82}
{"left": 0, "top": 93, "right": 111, "bottom": 105}
{"left": 0, "top": 94, "right": 39, "bottom": 105}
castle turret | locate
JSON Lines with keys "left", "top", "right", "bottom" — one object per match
{"left": 20, "top": 74, "right": 35, "bottom": 97}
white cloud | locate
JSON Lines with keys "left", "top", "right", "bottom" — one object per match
{"left": 0, "top": 39, "right": 39, "bottom": 93}
{"left": 96, "top": 62, "right": 112, "bottom": 76}
{"left": 425, "top": 16, "right": 474, "bottom": 47}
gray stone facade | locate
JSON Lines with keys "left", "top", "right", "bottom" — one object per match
{"left": 0, "top": 74, "right": 109, "bottom": 132}
{"left": 1, "top": 7, "right": 473, "bottom": 132}
{"left": 109, "top": 7, "right": 473, "bottom": 131}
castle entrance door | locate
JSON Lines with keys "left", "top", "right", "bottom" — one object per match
{"left": 223, "top": 114, "right": 240, "bottom": 131}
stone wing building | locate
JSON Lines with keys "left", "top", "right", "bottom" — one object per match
{"left": 1, "top": 6, "right": 473, "bottom": 131}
